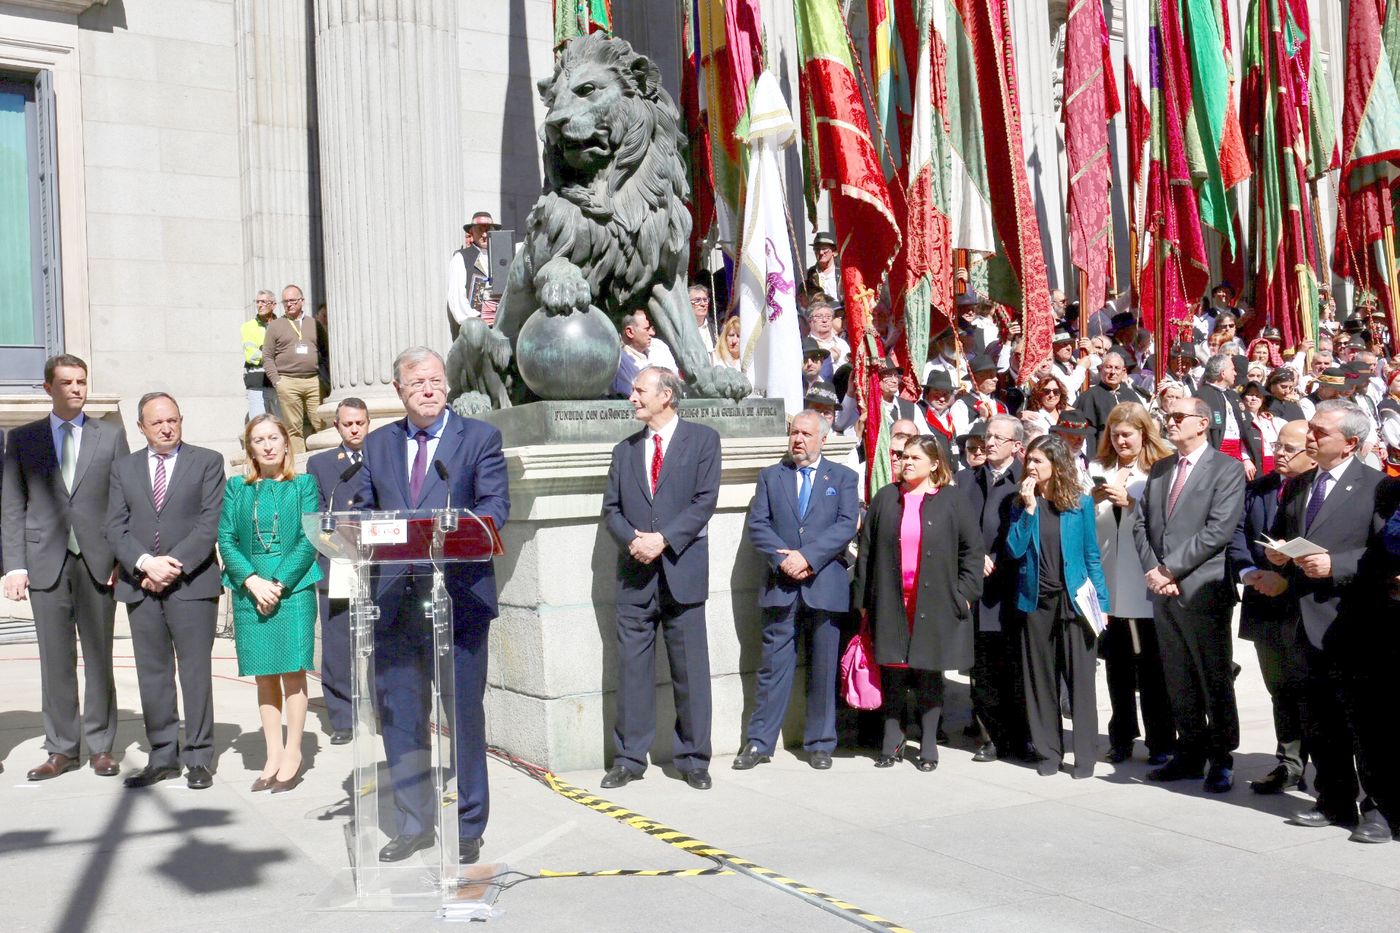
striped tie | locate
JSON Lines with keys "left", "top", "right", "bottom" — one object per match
{"left": 152, "top": 454, "right": 168, "bottom": 551}
{"left": 60, "top": 422, "right": 79, "bottom": 555}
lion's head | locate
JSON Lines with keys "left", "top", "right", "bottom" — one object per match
{"left": 537, "top": 33, "right": 686, "bottom": 202}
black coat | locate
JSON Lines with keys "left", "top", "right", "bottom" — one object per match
{"left": 955, "top": 463, "right": 1022, "bottom": 632}
{"left": 853, "top": 483, "right": 983, "bottom": 670}
{"left": 1197, "top": 381, "right": 1263, "bottom": 468}
{"left": 1079, "top": 381, "right": 1145, "bottom": 448}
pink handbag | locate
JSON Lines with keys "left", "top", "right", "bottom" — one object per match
{"left": 840, "top": 616, "right": 882, "bottom": 710}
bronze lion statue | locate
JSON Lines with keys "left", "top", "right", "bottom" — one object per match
{"left": 491, "top": 33, "right": 750, "bottom": 402}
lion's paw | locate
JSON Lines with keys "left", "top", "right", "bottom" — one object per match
{"left": 535, "top": 257, "right": 592, "bottom": 317}
{"left": 694, "top": 366, "right": 752, "bottom": 401}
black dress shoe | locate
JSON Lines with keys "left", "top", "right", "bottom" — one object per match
{"left": 684, "top": 769, "right": 713, "bottom": 790}
{"left": 1350, "top": 812, "right": 1394, "bottom": 844}
{"left": 379, "top": 832, "right": 434, "bottom": 862}
{"left": 123, "top": 765, "right": 182, "bottom": 788}
{"left": 1104, "top": 746, "right": 1132, "bottom": 764}
{"left": 1292, "top": 806, "right": 1359, "bottom": 829}
{"left": 186, "top": 765, "right": 213, "bottom": 789}
{"left": 329, "top": 729, "right": 353, "bottom": 746}
{"left": 808, "top": 751, "right": 832, "bottom": 770}
{"left": 599, "top": 765, "right": 641, "bottom": 789}
{"left": 731, "top": 742, "right": 770, "bottom": 771}
{"left": 1146, "top": 751, "right": 1172, "bottom": 766}
{"left": 459, "top": 837, "right": 483, "bottom": 864}
{"left": 874, "top": 755, "right": 899, "bottom": 768}
{"left": 972, "top": 742, "right": 997, "bottom": 763}
{"left": 1249, "top": 766, "right": 1302, "bottom": 795}
{"left": 1147, "top": 757, "right": 1205, "bottom": 783}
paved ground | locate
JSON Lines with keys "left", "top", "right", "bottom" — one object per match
{"left": 2, "top": 617, "right": 1399, "bottom": 933}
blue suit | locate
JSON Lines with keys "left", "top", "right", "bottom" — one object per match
{"left": 305, "top": 446, "right": 361, "bottom": 734}
{"left": 350, "top": 412, "right": 509, "bottom": 841}
{"left": 743, "top": 456, "right": 859, "bottom": 755}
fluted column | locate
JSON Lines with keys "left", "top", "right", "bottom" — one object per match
{"left": 312, "top": 0, "right": 463, "bottom": 428}
{"left": 234, "top": 0, "right": 324, "bottom": 311}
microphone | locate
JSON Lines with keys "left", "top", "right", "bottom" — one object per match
{"left": 321, "top": 459, "right": 365, "bottom": 532}
{"left": 433, "top": 459, "right": 458, "bottom": 531}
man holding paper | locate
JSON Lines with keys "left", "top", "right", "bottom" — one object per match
{"left": 1267, "top": 400, "right": 1392, "bottom": 843}
{"left": 1133, "top": 396, "right": 1246, "bottom": 794}
{"left": 1227, "top": 420, "right": 1313, "bottom": 795}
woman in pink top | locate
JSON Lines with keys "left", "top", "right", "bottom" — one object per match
{"left": 853, "top": 436, "right": 983, "bottom": 771}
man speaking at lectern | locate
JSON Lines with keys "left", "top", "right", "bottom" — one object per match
{"left": 350, "top": 346, "right": 509, "bottom": 866}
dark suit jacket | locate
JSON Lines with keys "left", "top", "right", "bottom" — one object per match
{"left": 746, "top": 456, "right": 858, "bottom": 613}
{"left": 956, "top": 462, "right": 1022, "bottom": 631}
{"left": 602, "top": 418, "right": 721, "bottom": 607}
{"left": 2, "top": 414, "right": 130, "bottom": 589}
{"left": 1079, "top": 382, "right": 1145, "bottom": 446}
{"left": 1225, "top": 471, "right": 1297, "bottom": 644}
{"left": 350, "top": 413, "right": 510, "bottom": 620}
{"left": 1133, "top": 444, "right": 1246, "bottom": 615}
{"left": 307, "top": 445, "right": 362, "bottom": 587}
{"left": 853, "top": 483, "right": 983, "bottom": 671}
{"left": 1264, "top": 398, "right": 1305, "bottom": 422}
{"left": 1271, "top": 458, "right": 1386, "bottom": 649}
{"left": 1197, "top": 381, "right": 1263, "bottom": 467}
{"left": 104, "top": 444, "right": 225, "bottom": 604}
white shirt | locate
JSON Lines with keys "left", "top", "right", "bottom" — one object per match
{"left": 446, "top": 247, "right": 487, "bottom": 325}
{"left": 794, "top": 455, "right": 824, "bottom": 499}
{"left": 404, "top": 411, "right": 449, "bottom": 489}
{"left": 136, "top": 444, "right": 182, "bottom": 570}
{"left": 811, "top": 332, "right": 849, "bottom": 368}
{"left": 1307, "top": 456, "right": 1354, "bottom": 514}
{"left": 49, "top": 410, "right": 86, "bottom": 463}
{"left": 643, "top": 414, "right": 680, "bottom": 494}
{"left": 815, "top": 264, "right": 838, "bottom": 300}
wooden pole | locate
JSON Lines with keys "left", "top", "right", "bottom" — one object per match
{"left": 1154, "top": 234, "right": 1167, "bottom": 383}
{"left": 1078, "top": 268, "right": 1091, "bottom": 392}
{"left": 1383, "top": 223, "right": 1400, "bottom": 355}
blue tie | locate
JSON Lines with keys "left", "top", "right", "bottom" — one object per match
{"left": 798, "top": 466, "right": 813, "bottom": 518}
{"left": 1304, "top": 471, "right": 1330, "bottom": 531}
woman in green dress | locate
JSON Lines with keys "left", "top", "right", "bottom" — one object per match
{"left": 217, "top": 414, "right": 322, "bottom": 793}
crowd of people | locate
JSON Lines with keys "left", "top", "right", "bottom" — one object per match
{"left": 5, "top": 230, "right": 1400, "bottom": 890}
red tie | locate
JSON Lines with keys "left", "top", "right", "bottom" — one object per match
{"left": 650, "top": 433, "right": 664, "bottom": 494}
{"left": 1166, "top": 456, "right": 1192, "bottom": 518}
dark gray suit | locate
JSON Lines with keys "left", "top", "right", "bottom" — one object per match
{"left": 104, "top": 444, "right": 225, "bottom": 770}
{"left": 601, "top": 417, "right": 720, "bottom": 775}
{"left": 1133, "top": 444, "right": 1246, "bottom": 769}
{"left": 2, "top": 414, "right": 130, "bottom": 758}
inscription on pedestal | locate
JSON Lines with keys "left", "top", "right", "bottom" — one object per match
{"left": 482, "top": 399, "right": 788, "bottom": 447}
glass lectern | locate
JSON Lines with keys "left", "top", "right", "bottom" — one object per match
{"left": 304, "top": 507, "right": 502, "bottom": 911}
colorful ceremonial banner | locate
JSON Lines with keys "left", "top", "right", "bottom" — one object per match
{"left": 1124, "top": 0, "right": 1152, "bottom": 299}
{"left": 553, "top": 0, "right": 611, "bottom": 45}
{"left": 1241, "top": 0, "right": 1319, "bottom": 346}
{"left": 795, "top": 0, "right": 902, "bottom": 496}
{"left": 944, "top": 3, "right": 996, "bottom": 255}
{"left": 1139, "top": 0, "right": 1209, "bottom": 341}
{"left": 696, "top": 0, "right": 763, "bottom": 254}
{"left": 737, "top": 73, "right": 805, "bottom": 417}
{"left": 903, "top": 0, "right": 953, "bottom": 377}
{"left": 1181, "top": 0, "right": 1250, "bottom": 253}
{"left": 1063, "top": 0, "right": 1117, "bottom": 317}
{"left": 1334, "top": 0, "right": 1400, "bottom": 307}
{"left": 954, "top": 0, "right": 1054, "bottom": 369}
{"left": 866, "top": 0, "right": 912, "bottom": 182}
{"left": 681, "top": 2, "right": 715, "bottom": 274}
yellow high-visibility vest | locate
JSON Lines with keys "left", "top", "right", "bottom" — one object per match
{"left": 241, "top": 316, "right": 269, "bottom": 366}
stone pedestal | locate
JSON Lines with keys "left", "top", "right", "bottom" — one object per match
{"left": 485, "top": 433, "right": 855, "bottom": 771}
{"left": 308, "top": 0, "right": 464, "bottom": 447}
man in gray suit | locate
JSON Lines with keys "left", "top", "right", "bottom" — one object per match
{"left": 104, "top": 393, "right": 225, "bottom": 789}
{"left": 2, "top": 354, "right": 130, "bottom": 780}
{"left": 600, "top": 367, "right": 721, "bottom": 791}
{"left": 1133, "top": 395, "right": 1246, "bottom": 793}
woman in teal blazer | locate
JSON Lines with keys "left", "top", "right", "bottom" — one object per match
{"left": 1006, "top": 434, "right": 1111, "bottom": 779}
{"left": 217, "top": 414, "right": 322, "bottom": 793}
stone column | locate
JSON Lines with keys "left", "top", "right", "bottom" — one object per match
{"left": 234, "top": 0, "right": 325, "bottom": 311}
{"left": 311, "top": 0, "right": 464, "bottom": 435}
{"left": 1008, "top": 0, "right": 1067, "bottom": 292}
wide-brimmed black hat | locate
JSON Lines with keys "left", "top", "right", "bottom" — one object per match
{"left": 1109, "top": 311, "right": 1138, "bottom": 335}
{"left": 1051, "top": 325, "right": 1074, "bottom": 345}
{"left": 1052, "top": 408, "right": 1095, "bottom": 438}
{"left": 804, "top": 380, "right": 839, "bottom": 407}
{"left": 466, "top": 211, "right": 500, "bottom": 231}
{"left": 922, "top": 369, "right": 955, "bottom": 393}
{"left": 1317, "top": 367, "right": 1348, "bottom": 388}
{"left": 968, "top": 353, "right": 999, "bottom": 374}
{"left": 812, "top": 231, "right": 836, "bottom": 249}
{"left": 801, "top": 336, "right": 830, "bottom": 359}
{"left": 876, "top": 354, "right": 903, "bottom": 375}
{"left": 957, "top": 419, "right": 988, "bottom": 447}
{"left": 1260, "top": 326, "right": 1282, "bottom": 342}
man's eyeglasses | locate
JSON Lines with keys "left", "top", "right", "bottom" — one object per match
{"left": 984, "top": 433, "right": 1019, "bottom": 446}
{"left": 1165, "top": 412, "right": 1206, "bottom": 423}
{"left": 282, "top": 298, "right": 304, "bottom": 306}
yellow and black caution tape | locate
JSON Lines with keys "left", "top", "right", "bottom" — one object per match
{"left": 538, "top": 866, "right": 731, "bottom": 879}
{"left": 541, "top": 771, "right": 916, "bottom": 933}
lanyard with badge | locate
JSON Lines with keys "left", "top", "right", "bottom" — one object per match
{"left": 287, "top": 316, "right": 311, "bottom": 357}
